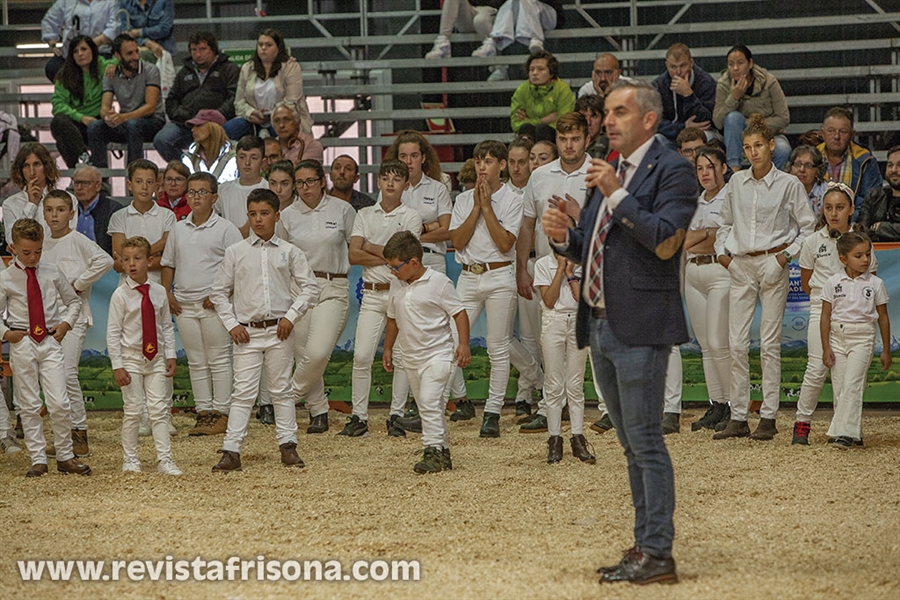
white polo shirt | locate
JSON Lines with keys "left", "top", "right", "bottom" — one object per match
{"left": 800, "top": 227, "right": 879, "bottom": 299}
{"left": 821, "top": 271, "right": 888, "bottom": 323}
{"left": 351, "top": 202, "right": 423, "bottom": 284}
{"left": 522, "top": 156, "right": 590, "bottom": 259}
{"left": 160, "top": 212, "right": 243, "bottom": 303}
{"left": 215, "top": 179, "right": 268, "bottom": 230}
{"left": 108, "top": 201, "right": 177, "bottom": 284}
{"left": 533, "top": 254, "right": 580, "bottom": 313}
{"left": 276, "top": 194, "right": 356, "bottom": 274}
{"left": 450, "top": 183, "right": 524, "bottom": 265}
{"left": 686, "top": 186, "right": 727, "bottom": 258}
{"left": 387, "top": 267, "right": 466, "bottom": 366}
{"left": 402, "top": 174, "right": 452, "bottom": 254}
{"left": 42, "top": 229, "right": 113, "bottom": 326}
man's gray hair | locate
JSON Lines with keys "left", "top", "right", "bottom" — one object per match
{"left": 74, "top": 163, "right": 101, "bottom": 181}
{"left": 272, "top": 100, "right": 300, "bottom": 123}
{"left": 607, "top": 80, "right": 663, "bottom": 133}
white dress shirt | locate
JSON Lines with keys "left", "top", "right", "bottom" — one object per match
{"left": 106, "top": 276, "right": 177, "bottom": 369}
{"left": 523, "top": 156, "right": 590, "bottom": 259}
{"left": 821, "top": 271, "right": 888, "bottom": 323}
{"left": 402, "top": 174, "right": 452, "bottom": 254}
{"left": 450, "top": 184, "right": 524, "bottom": 265}
{"left": 215, "top": 179, "right": 269, "bottom": 230}
{"left": 0, "top": 257, "right": 82, "bottom": 342}
{"left": 276, "top": 194, "right": 356, "bottom": 274}
{"left": 42, "top": 230, "right": 114, "bottom": 325}
{"left": 351, "top": 202, "right": 423, "bottom": 284}
{"left": 209, "top": 232, "right": 319, "bottom": 332}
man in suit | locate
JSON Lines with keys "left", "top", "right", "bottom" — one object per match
{"left": 71, "top": 164, "right": 123, "bottom": 256}
{"left": 542, "top": 80, "right": 697, "bottom": 585}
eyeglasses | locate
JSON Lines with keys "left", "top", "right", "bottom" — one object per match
{"left": 386, "top": 258, "right": 411, "bottom": 272}
{"left": 186, "top": 189, "right": 211, "bottom": 198}
{"left": 165, "top": 177, "right": 186, "bottom": 185}
{"left": 680, "top": 148, "right": 700, "bottom": 157}
{"left": 72, "top": 179, "right": 99, "bottom": 187}
{"left": 296, "top": 178, "right": 322, "bottom": 188}
{"left": 791, "top": 161, "right": 818, "bottom": 170}
{"left": 823, "top": 128, "right": 851, "bottom": 137}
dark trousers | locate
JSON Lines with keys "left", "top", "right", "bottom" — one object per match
{"left": 50, "top": 114, "right": 90, "bottom": 168}
{"left": 87, "top": 117, "right": 165, "bottom": 168}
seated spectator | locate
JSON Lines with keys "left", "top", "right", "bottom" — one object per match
{"left": 652, "top": 43, "right": 716, "bottom": 146}
{"left": 510, "top": 50, "right": 574, "bottom": 143}
{"left": 41, "top": 0, "right": 119, "bottom": 82}
{"left": 50, "top": 36, "right": 117, "bottom": 168}
{"left": 120, "top": 0, "right": 176, "bottom": 62}
{"left": 272, "top": 101, "right": 324, "bottom": 164}
{"left": 676, "top": 127, "right": 706, "bottom": 163}
{"left": 225, "top": 29, "right": 313, "bottom": 141}
{"left": 577, "top": 53, "right": 628, "bottom": 99}
{"left": 71, "top": 163, "right": 123, "bottom": 255}
{"left": 817, "top": 106, "right": 884, "bottom": 217}
{"left": 472, "top": 0, "right": 564, "bottom": 81}
{"left": 87, "top": 34, "right": 166, "bottom": 169}
{"left": 712, "top": 45, "right": 791, "bottom": 171}
{"left": 263, "top": 137, "right": 282, "bottom": 175}
{"left": 784, "top": 145, "right": 827, "bottom": 217}
{"left": 328, "top": 155, "right": 375, "bottom": 212}
{"left": 181, "top": 110, "right": 238, "bottom": 183}
{"left": 153, "top": 31, "right": 240, "bottom": 162}
{"left": 858, "top": 146, "right": 900, "bottom": 241}
{"left": 529, "top": 139, "right": 557, "bottom": 170}
{"left": 574, "top": 94, "right": 603, "bottom": 147}
{"left": 424, "top": 0, "right": 497, "bottom": 59}
{"left": 156, "top": 160, "right": 191, "bottom": 221}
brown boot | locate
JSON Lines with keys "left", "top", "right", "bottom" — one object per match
{"left": 212, "top": 449, "right": 242, "bottom": 472}
{"left": 56, "top": 457, "right": 92, "bottom": 475}
{"left": 205, "top": 411, "right": 228, "bottom": 435}
{"left": 279, "top": 442, "right": 306, "bottom": 468}
{"left": 188, "top": 411, "right": 213, "bottom": 436}
{"left": 570, "top": 434, "right": 596, "bottom": 464}
{"left": 26, "top": 463, "right": 49, "bottom": 478}
{"left": 712, "top": 419, "right": 750, "bottom": 440}
{"left": 750, "top": 417, "right": 778, "bottom": 441}
{"left": 547, "top": 435, "right": 563, "bottom": 463}
{"left": 71, "top": 429, "right": 90, "bottom": 457}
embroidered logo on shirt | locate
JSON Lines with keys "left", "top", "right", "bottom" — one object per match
{"left": 325, "top": 220, "right": 338, "bottom": 229}
{"left": 864, "top": 287, "right": 873, "bottom": 299}
{"left": 834, "top": 283, "right": 842, "bottom": 294}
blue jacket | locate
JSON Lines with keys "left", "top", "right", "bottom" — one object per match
{"left": 120, "top": 0, "right": 176, "bottom": 56}
{"left": 559, "top": 138, "right": 698, "bottom": 348}
{"left": 816, "top": 140, "right": 884, "bottom": 219}
{"left": 652, "top": 64, "right": 717, "bottom": 142}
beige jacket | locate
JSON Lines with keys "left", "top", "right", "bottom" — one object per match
{"left": 712, "top": 64, "right": 789, "bottom": 133}
{"left": 234, "top": 57, "right": 313, "bottom": 134}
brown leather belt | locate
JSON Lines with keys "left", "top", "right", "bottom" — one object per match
{"left": 314, "top": 271, "right": 348, "bottom": 280}
{"left": 240, "top": 319, "right": 279, "bottom": 329}
{"left": 591, "top": 307, "right": 607, "bottom": 319}
{"left": 462, "top": 260, "right": 512, "bottom": 274}
{"left": 746, "top": 243, "right": 788, "bottom": 257}
{"left": 363, "top": 282, "right": 391, "bottom": 292}
{"left": 688, "top": 255, "right": 717, "bottom": 266}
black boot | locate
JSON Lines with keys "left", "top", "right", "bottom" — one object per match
{"left": 449, "top": 399, "right": 475, "bottom": 422}
{"left": 306, "top": 413, "right": 328, "bottom": 434}
{"left": 692, "top": 402, "right": 729, "bottom": 431}
{"left": 479, "top": 412, "right": 500, "bottom": 438}
{"left": 547, "top": 435, "right": 563, "bottom": 463}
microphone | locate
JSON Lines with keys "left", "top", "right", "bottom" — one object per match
{"left": 583, "top": 135, "right": 610, "bottom": 206}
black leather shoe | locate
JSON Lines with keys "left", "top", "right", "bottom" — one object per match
{"left": 597, "top": 546, "right": 641, "bottom": 574}
{"left": 479, "top": 412, "right": 500, "bottom": 438}
{"left": 306, "top": 413, "right": 328, "bottom": 434}
{"left": 395, "top": 414, "right": 422, "bottom": 433}
{"left": 547, "top": 435, "right": 563, "bottom": 463}
{"left": 600, "top": 552, "right": 677, "bottom": 585}
{"left": 519, "top": 413, "right": 548, "bottom": 433}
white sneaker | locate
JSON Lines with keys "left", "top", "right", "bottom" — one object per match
{"left": 1, "top": 436, "right": 21, "bottom": 454}
{"left": 425, "top": 36, "right": 450, "bottom": 59}
{"left": 472, "top": 38, "right": 497, "bottom": 58}
{"left": 122, "top": 459, "right": 142, "bottom": 473}
{"left": 529, "top": 38, "right": 544, "bottom": 54}
{"left": 487, "top": 66, "right": 509, "bottom": 82}
{"left": 157, "top": 459, "right": 182, "bottom": 476}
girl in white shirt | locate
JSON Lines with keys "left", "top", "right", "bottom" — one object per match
{"left": 820, "top": 231, "right": 891, "bottom": 447}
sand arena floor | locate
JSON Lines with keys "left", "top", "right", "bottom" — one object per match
{"left": 1, "top": 407, "right": 899, "bottom": 600}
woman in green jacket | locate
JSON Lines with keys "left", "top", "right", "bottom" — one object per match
{"left": 50, "top": 35, "right": 116, "bottom": 168}
{"left": 510, "top": 50, "right": 574, "bottom": 142}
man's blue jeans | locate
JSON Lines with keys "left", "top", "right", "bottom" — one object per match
{"left": 153, "top": 121, "right": 193, "bottom": 162}
{"left": 88, "top": 117, "right": 165, "bottom": 168}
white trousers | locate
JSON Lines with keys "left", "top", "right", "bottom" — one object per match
{"left": 120, "top": 349, "right": 172, "bottom": 463}
{"left": 59, "top": 319, "right": 88, "bottom": 430}
{"left": 684, "top": 261, "right": 731, "bottom": 404}
{"left": 796, "top": 301, "right": 825, "bottom": 422}
{"left": 11, "top": 336, "right": 73, "bottom": 464}
{"left": 664, "top": 346, "right": 683, "bottom": 414}
{"left": 491, "top": 0, "right": 557, "bottom": 48}
{"left": 826, "top": 321, "right": 875, "bottom": 440}
{"left": 351, "top": 288, "right": 391, "bottom": 421}
{"left": 407, "top": 356, "right": 455, "bottom": 449}
{"left": 727, "top": 254, "right": 789, "bottom": 421}
{"left": 541, "top": 311, "right": 587, "bottom": 436}
{"left": 223, "top": 326, "right": 297, "bottom": 453}
{"left": 175, "top": 301, "right": 233, "bottom": 414}
{"left": 456, "top": 265, "right": 517, "bottom": 414}
{"left": 293, "top": 277, "right": 350, "bottom": 417}
{"left": 513, "top": 258, "right": 544, "bottom": 403}
{"left": 0, "top": 387, "right": 11, "bottom": 437}
{"left": 438, "top": 0, "right": 496, "bottom": 38}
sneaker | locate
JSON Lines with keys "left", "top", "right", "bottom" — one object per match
{"left": 395, "top": 414, "right": 423, "bottom": 433}
{"left": 1, "top": 436, "right": 22, "bottom": 454}
{"left": 71, "top": 429, "right": 90, "bottom": 457}
{"left": 212, "top": 449, "right": 242, "bottom": 472}
{"left": 515, "top": 401, "right": 531, "bottom": 417}
{"left": 713, "top": 406, "right": 731, "bottom": 431}
{"left": 414, "top": 446, "right": 446, "bottom": 473}
{"left": 122, "top": 459, "right": 142, "bottom": 473}
{"left": 832, "top": 436, "right": 853, "bottom": 449}
{"left": 257, "top": 404, "right": 275, "bottom": 425}
{"left": 306, "top": 412, "right": 329, "bottom": 434}
{"left": 479, "top": 412, "right": 501, "bottom": 438}
{"left": 472, "top": 38, "right": 497, "bottom": 58}
{"left": 691, "top": 402, "right": 728, "bottom": 431}
{"left": 519, "top": 413, "right": 548, "bottom": 433}
{"left": 449, "top": 399, "right": 475, "bottom": 422}
{"left": 337, "top": 415, "right": 369, "bottom": 437}
{"left": 157, "top": 458, "right": 183, "bottom": 476}
{"left": 425, "top": 35, "right": 450, "bottom": 59}
{"left": 661, "top": 412, "right": 680, "bottom": 435}
{"left": 279, "top": 442, "right": 306, "bottom": 468}
{"left": 792, "top": 421, "right": 811, "bottom": 445}
{"left": 188, "top": 410, "right": 213, "bottom": 436}
{"left": 590, "top": 413, "right": 614, "bottom": 434}
{"left": 528, "top": 37, "right": 544, "bottom": 54}
{"left": 487, "top": 66, "right": 509, "bottom": 82}
{"left": 387, "top": 415, "right": 406, "bottom": 438}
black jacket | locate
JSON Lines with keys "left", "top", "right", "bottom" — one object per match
{"left": 652, "top": 64, "right": 717, "bottom": 142}
{"left": 166, "top": 53, "right": 240, "bottom": 125}
{"left": 858, "top": 185, "right": 900, "bottom": 242}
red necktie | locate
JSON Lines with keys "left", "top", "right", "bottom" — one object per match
{"left": 136, "top": 284, "right": 158, "bottom": 361}
{"left": 24, "top": 267, "right": 47, "bottom": 343}
{"left": 586, "top": 161, "right": 629, "bottom": 305}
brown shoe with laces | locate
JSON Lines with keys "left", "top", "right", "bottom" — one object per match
{"left": 212, "top": 449, "right": 242, "bottom": 472}
{"left": 279, "top": 442, "right": 305, "bottom": 468}
{"left": 56, "top": 457, "right": 92, "bottom": 475}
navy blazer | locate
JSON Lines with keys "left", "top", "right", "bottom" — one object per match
{"left": 559, "top": 138, "right": 698, "bottom": 348}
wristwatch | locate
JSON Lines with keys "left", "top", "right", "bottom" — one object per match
{"left": 781, "top": 250, "right": 792, "bottom": 262}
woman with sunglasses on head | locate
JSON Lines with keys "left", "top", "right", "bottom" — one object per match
{"left": 275, "top": 160, "right": 356, "bottom": 434}
{"left": 784, "top": 145, "right": 827, "bottom": 218}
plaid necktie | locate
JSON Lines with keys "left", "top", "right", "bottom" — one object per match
{"left": 586, "top": 161, "right": 629, "bottom": 305}
{"left": 136, "top": 284, "right": 158, "bottom": 361}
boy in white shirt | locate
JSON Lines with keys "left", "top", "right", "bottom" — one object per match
{"left": 161, "top": 172, "right": 243, "bottom": 437}
{"left": 383, "top": 232, "right": 470, "bottom": 473}
{"left": 209, "top": 189, "right": 319, "bottom": 471}
{"left": 108, "top": 236, "right": 180, "bottom": 475}
{"left": 215, "top": 135, "right": 268, "bottom": 238}
{"left": 342, "top": 160, "right": 423, "bottom": 437}
{"left": 0, "top": 218, "right": 88, "bottom": 477}
{"left": 449, "top": 140, "right": 524, "bottom": 438}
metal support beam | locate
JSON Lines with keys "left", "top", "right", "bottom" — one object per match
{"left": 865, "top": 0, "right": 900, "bottom": 34}
{"left": 644, "top": 1, "right": 694, "bottom": 52}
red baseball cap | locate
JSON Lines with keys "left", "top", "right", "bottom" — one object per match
{"left": 186, "top": 109, "right": 226, "bottom": 127}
